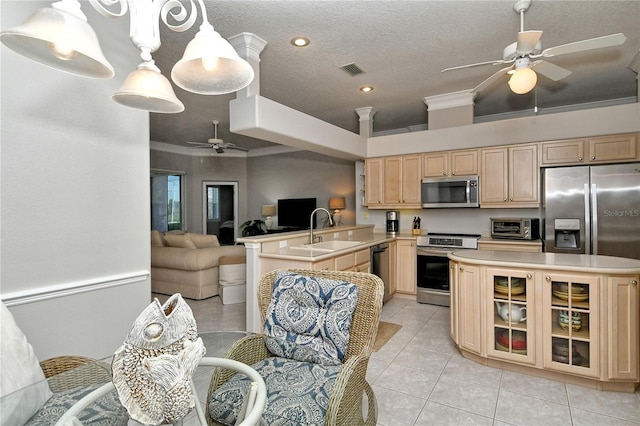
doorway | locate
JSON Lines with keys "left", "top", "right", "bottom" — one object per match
{"left": 202, "top": 181, "right": 238, "bottom": 245}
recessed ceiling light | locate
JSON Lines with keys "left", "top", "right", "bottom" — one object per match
{"left": 359, "top": 85, "right": 374, "bottom": 93}
{"left": 291, "top": 37, "right": 310, "bottom": 47}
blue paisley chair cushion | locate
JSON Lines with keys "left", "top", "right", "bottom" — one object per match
{"left": 25, "top": 383, "right": 128, "bottom": 426}
{"left": 209, "top": 356, "right": 341, "bottom": 426}
{"left": 263, "top": 271, "right": 358, "bottom": 366}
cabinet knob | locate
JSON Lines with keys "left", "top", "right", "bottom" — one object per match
{"left": 546, "top": 276, "right": 551, "bottom": 281}
{"left": 443, "top": 172, "right": 447, "bottom": 176}
{"left": 527, "top": 274, "right": 532, "bottom": 279}
{"left": 510, "top": 198, "right": 513, "bottom": 201}
{"left": 591, "top": 156, "right": 596, "bottom": 160}
{"left": 632, "top": 280, "right": 638, "bottom": 286}
{"left": 459, "top": 266, "right": 464, "bottom": 271}
{"left": 578, "top": 157, "right": 583, "bottom": 161}
{"left": 503, "top": 198, "right": 507, "bottom": 201}
{"left": 452, "top": 172, "right": 456, "bottom": 176}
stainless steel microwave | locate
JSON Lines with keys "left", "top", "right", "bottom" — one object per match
{"left": 421, "top": 175, "right": 479, "bottom": 208}
{"left": 491, "top": 217, "right": 540, "bottom": 240}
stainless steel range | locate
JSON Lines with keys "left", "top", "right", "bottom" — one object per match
{"left": 416, "top": 233, "right": 480, "bottom": 306}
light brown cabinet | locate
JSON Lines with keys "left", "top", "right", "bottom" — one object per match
{"left": 457, "top": 263, "right": 483, "bottom": 355}
{"left": 540, "top": 133, "right": 639, "bottom": 167}
{"left": 542, "top": 272, "right": 600, "bottom": 378}
{"left": 450, "top": 257, "right": 640, "bottom": 391}
{"left": 607, "top": 276, "right": 638, "bottom": 381}
{"left": 365, "top": 155, "right": 421, "bottom": 209}
{"left": 396, "top": 239, "right": 416, "bottom": 294}
{"left": 487, "top": 268, "right": 536, "bottom": 365}
{"left": 480, "top": 143, "right": 539, "bottom": 208}
{"left": 423, "top": 149, "right": 478, "bottom": 177}
{"left": 364, "top": 158, "right": 384, "bottom": 206}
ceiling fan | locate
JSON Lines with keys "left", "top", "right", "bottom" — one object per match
{"left": 442, "top": 0, "right": 627, "bottom": 95}
{"left": 186, "top": 120, "right": 249, "bottom": 153}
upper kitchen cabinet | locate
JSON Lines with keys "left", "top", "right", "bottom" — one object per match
{"left": 364, "top": 158, "right": 384, "bottom": 206}
{"left": 480, "top": 143, "right": 539, "bottom": 208}
{"left": 423, "top": 149, "right": 478, "bottom": 177}
{"left": 365, "top": 155, "right": 421, "bottom": 209}
{"left": 540, "top": 133, "right": 639, "bottom": 167}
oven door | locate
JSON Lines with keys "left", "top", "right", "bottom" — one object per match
{"left": 416, "top": 249, "right": 451, "bottom": 306}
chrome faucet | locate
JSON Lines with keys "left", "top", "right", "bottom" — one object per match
{"left": 309, "top": 208, "right": 333, "bottom": 244}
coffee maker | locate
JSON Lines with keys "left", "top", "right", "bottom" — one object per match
{"left": 386, "top": 211, "right": 399, "bottom": 235}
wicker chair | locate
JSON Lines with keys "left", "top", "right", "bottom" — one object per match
{"left": 39, "top": 355, "right": 112, "bottom": 393}
{"left": 206, "top": 268, "right": 384, "bottom": 426}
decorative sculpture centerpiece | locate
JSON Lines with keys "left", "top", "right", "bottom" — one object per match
{"left": 112, "top": 293, "right": 205, "bottom": 425}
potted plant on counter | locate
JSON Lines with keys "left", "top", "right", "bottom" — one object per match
{"left": 240, "top": 220, "right": 267, "bottom": 237}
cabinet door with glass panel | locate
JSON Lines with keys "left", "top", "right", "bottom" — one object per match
{"left": 486, "top": 268, "right": 535, "bottom": 364}
{"left": 542, "top": 272, "right": 600, "bottom": 378}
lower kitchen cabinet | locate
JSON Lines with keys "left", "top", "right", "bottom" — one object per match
{"left": 542, "top": 272, "right": 600, "bottom": 378}
{"left": 457, "top": 263, "right": 483, "bottom": 355}
{"left": 449, "top": 255, "right": 640, "bottom": 391}
{"left": 396, "top": 239, "right": 416, "bottom": 294}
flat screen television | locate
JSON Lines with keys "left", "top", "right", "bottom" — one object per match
{"left": 277, "top": 198, "right": 317, "bottom": 230}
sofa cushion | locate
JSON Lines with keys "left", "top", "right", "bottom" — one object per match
{"left": 150, "top": 230, "right": 165, "bottom": 247}
{"left": 164, "top": 233, "right": 197, "bottom": 249}
{"left": 187, "top": 233, "right": 220, "bottom": 248}
{"left": 209, "top": 356, "right": 340, "bottom": 426}
{"left": 263, "top": 271, "right": 358, "bottom": 366}
{"left": 0, "top": 302, "right": 52, "bottom": 425}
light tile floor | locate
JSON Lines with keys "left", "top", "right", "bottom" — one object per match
{"left": 154, "top": 293, "right": 640, "bottom": 426}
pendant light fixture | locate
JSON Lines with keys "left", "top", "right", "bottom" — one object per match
{"left": 1, "top": 0, "right": 254, "bottom": 113}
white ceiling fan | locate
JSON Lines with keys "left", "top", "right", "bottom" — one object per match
{"left": 186, "top": 120, "right": 249, "bottom": 153}
{"left": 442, "top": 0, "right": 627, "bottom": 95}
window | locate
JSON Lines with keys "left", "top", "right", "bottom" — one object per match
{"left": 207, "top": 186, "right": 220, "bottom": 221}
{"left": 151, "top": 172, "right": 184, "bottom": 232}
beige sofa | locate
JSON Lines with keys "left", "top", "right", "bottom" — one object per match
{"left": 151, "top": 231, "right": 246, "bottom": 300}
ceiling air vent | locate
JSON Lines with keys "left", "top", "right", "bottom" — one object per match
{"left": 340, "top": 62, "right": 365, "bottom": 76}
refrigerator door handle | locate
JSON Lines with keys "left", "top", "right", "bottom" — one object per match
{"left": 591, "top": 184, "right": 598, "bottom": 255}
{"left": 584, "top": 183, "right": 591, "bottom": 255}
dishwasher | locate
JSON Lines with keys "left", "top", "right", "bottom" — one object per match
{"left": 370, "top": 243, "right": 390, "bottom": 303}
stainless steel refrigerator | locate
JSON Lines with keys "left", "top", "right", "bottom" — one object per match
{"left": 543, "top": 163, "right": 640, "bottom": 260}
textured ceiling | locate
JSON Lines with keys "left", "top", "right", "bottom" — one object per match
{"left": 150, "top": 0, "right": 640, "bottom": 152}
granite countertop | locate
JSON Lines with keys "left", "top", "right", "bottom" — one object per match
{"left": 449, "top": 250, "right": 640, "bottom": 274}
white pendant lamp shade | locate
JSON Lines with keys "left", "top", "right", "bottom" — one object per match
{"left": 0, "top": 3, "right": 114, "bottom": 79}
{"left": 508, "top": 66, "right": 538, "bottom": 94}
{"left": 171, "top": 24, "right": 254, "bottom": 95}
{"left": 112, "top": 62, "right": 185, "bottom": 113}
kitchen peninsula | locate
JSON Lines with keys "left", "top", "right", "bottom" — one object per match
{"left": 449, "top": 250, "right": 640, "bottom": 392}
{"left": 238, "top": 225, "right": 398, "bottom": 332}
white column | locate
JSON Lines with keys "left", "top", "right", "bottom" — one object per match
{"left": 243, "top": 242, "right": 262, "bottom": 333}
{"left": 355, "top": 107, "right": 377, "bottom": 138}
{"left": 229, "top": 33, "right": 268, "bottom": 99}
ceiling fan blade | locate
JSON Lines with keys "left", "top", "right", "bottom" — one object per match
{"left": 442, "top": 59, "right": 509, "bottom": 73}
{"left": 186, "top": 141, "right": 209, "bottom": 146}
{"left": 516, "top": 30, "right": 543, "bottom": 54}
{"left": 539, "top": 33, "right": 626, "bottom": 58}
{"left": 530, "top": 60, "right": 571, "bottom": 81}
{"left": 227, "top": 145, "right": 250, "bottom": 152}
{"left": 472, "top": 66, "right": 513, "bottom": 94}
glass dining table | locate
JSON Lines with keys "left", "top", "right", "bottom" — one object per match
{"left": 0, "top": 331, "right": 265, "bottom": 426}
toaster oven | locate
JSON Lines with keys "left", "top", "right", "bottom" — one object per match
{"left": 491, "top": 217, "right": 540, "bottom": 240}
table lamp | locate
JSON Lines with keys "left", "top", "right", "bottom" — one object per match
{"left": 329, "top": 197, "right": 346, "bottom": 226}
{"left": 261, "top": 205, "right": 276, "bottom": 229}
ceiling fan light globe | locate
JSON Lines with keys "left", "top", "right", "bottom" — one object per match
{"left": 171, "top": 24, "right": 254, "bottom": 95}
{"left": 508, "top": 67, "right": 537, "bottom": 94}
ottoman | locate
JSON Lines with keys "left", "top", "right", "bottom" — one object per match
{"left": 218, "top": 255, "right": 246, "bottom": 305}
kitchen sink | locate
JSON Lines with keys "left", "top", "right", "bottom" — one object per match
{"left": 290, "top": 240, "right": 363, "bottom": 252}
